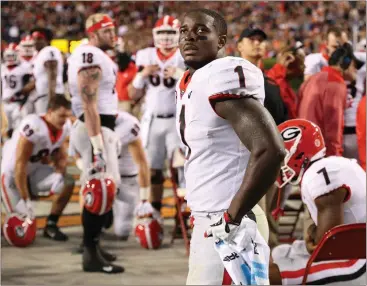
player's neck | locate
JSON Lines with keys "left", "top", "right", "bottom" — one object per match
{"left": 43, "top": 114, "right": 59, "bottom": 132}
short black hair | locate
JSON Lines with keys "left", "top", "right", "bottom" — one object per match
{"left": 47, "top": 95, "right": 71, "bottom": 111}
{"left": 326, "top": 26, "right": 343, "bottom": 38}
{"left": 185, "top": 8, "right": 227, "bottom": 36}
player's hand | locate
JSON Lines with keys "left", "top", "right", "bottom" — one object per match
{"left": 141, "top": 64, "right": 160, "bottom": 78}
{"left": 205, "top": 211, "right": 240, "bottom": 242}
{"left": 163, "top": 66, "right": 177, "bottom": 79}
{"left": 135, "top": 201, "right": 161, "bottom": 220}
{"left": 15, "top": 199, "right": 34, "bottom": 219}
{"left": 271, "top": 207, "right": 285, "bottom": 221}
{"left": 89, "top": 152, "right": 107, "bottom": 175}
{"left": 278, "top": 51, "right": 295, "bottom": 68}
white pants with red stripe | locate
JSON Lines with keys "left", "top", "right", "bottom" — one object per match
{"left": 1, "top": 166, "right": 64, "bottom": 213}
{"left": 272, "top": 240, "right": 366, "bottom": 285}
{"left": 113, "top": 176, "right": 139, "bottom": 237}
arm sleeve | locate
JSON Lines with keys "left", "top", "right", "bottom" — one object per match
{"left": 323, "top": 82, "right": 346, "bottom": 156}
{"left": 208, "top": 59, "right": 265, "bottom": 107}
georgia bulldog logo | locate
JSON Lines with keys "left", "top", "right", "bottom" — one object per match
{"left": 281, "top": 127, "right": 301, "bottom": 142}
{"left": 15, "top": 226, "right": 25, "bottom": 238}
{"left": 84, "top": 192, "right": 94, "bottom": 207}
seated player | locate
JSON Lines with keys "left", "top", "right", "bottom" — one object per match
{"left": 269, "top": 119, "right": 366, "bottom": 285}
{"left": 1, "top": 96, "right": 75, "bottom": 243}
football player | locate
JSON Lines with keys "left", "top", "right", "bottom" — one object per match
{"left": 31, "top": 28, "right": 65, "bottom": 114}
{"left": 1, "top": 96, "right": 75, "bottom": 243}
{"left": 67, "top": 13, "right": 124, "bottom": 273}
{"left": 269, "top": 119, "right": 366, "bottom": 285}
{"left": 176, "top": 9, "right": 286, "bottom": 284}
{"left": 129, "top": 15, "right": 186, "bottom": 219}
{"left": 1, "top": 43, "right": 34, "bottom": 138}
{"left": 114, "top": 111, "right": 150, "bottom": 240}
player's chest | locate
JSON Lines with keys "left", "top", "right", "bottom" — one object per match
{"left": 30, "top": 132, "right": 65, "bottom": 164}
{"left": 1, "top": 68, "right": 23, "bottom": 90}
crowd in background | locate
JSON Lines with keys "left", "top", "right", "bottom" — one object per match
{"left": 2, "top": 1, "right": 366, "bottom": 56}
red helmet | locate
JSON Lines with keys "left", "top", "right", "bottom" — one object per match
{"left": 153, "top": 15, "right": 180, "bottom": 49}
{"left": 3, "top": 43, "right": 20, "bottom": 66}
{"left": 277, "top": 119, "right": 326, "bottom": 188}
{"left": 135, "top": 218, "right": 163, "bottom": 249}
{"left": 18, "top": 35, "right": 35, "bottom": 59}
{"left": 82, "top": 173, "right": 116, "bottom": 215}
{"left": 3, "top": 214, "right": 37, "bottom": 247}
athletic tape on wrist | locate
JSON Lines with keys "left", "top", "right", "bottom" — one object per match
{"left": 132, "top": 72, "right": 145, "bottom": 89}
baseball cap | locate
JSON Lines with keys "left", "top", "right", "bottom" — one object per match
{"left": 238, "top": 26, "right": 267, "bottom": 42}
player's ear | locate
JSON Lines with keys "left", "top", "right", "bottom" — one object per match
{"left": 218, "top": 35, "right": 227, "bottom": 50}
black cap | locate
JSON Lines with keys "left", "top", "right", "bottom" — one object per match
{"left": 238, "top": 26, "right": 267, "bottom": 42}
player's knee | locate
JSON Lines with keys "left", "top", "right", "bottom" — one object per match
{"left": 151, "top": 170, "right": 164, "bottom": 185}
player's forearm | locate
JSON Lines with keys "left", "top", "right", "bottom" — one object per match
{"left": 138, "top": 160, "right": 150, "bottom": 188}
{"left": 21, "top": 80, "right": 35, "bottom": 94}
{"left": 228, "top": 148, "right": 284, "bottom": 223}
{"left": 128, "top": 84, "right": 145, "bottom": 101}
{"left": 83, "top": 103, "right": 102, "bottom": 137}
{"left": 53, "top": 149, "right": 68, "bottom": 174}
{"left": 14, "top": 162, "right": 30, "bottom": 200}
{"left": 47, "top": 69, "right": 57, "bottom": 98}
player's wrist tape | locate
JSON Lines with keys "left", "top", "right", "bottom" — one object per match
{"left": 90, "top": 134, "right": 105, "bottom": 155}
{"left": 172, "top": 68, "right": 185, "bottom": 80}
{"left": 132, "top": 72, "right": 145, "bottom": 89}
{"left": 140, "top": 187, "right": 150, "bottom": 201}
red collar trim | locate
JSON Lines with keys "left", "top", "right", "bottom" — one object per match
{"left": 321, "top": 66, "right": 344, "bottom": 82}
{"left": 322, "top": 52, "right": 329, "bottom": 61}
{"left": 179, "top": 70, "right": 192, "bottom": 98}
{"left": 156, "top": 48, "right": 176, "bottom": 62}
{"left": 41, "top": 116, "right": 63, "bottom": 144}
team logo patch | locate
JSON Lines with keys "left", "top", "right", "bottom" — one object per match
{"left": 84, "top": 192, "right": 94, "bottom": 207}
{"left": 281, "top": 127, "right": 301, "bottom": 142}
{"left": 15, "top": 226, "right": 25, "bottom": 238}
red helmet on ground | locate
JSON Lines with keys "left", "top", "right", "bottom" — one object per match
{"left": 153, "top": 15, "right": 180, "bottom": 49}
{"left": 135, "top": 218, "right": 163, "bottom": 249}
{"left": 82, "top": 173, "right": 116, "bottom": 215}
{"left": 277, "top": 119, "right": 326, "bottom": 188}
{"left": 3, "top": 43, "right": 20, "bottom": 66}
{"left": 3, "top": 214, "right": 37, "bottom": 247}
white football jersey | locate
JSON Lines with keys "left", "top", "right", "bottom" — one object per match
{"left": 1, "top": 114, "right": 71, "bottom": 175}
{"left": 304, "top": 53, "right": 328, "bottom": 76}
{"left": 135, "top": 47, "right": 186, "bottom": 115}
{"left": 20, "top": 52, "right": 38, "bottom": 68}
{"left": 1, "top": 62, "right": 33, "bottom": 101}
{"left": 33, "top": 46, "right": 65, "bottom": 95}
{"left": 115, "top": 111, "right": 141, "bottom": 176}
{"left": 175, "top": 56, "right": 265, "bottom": 212}
{"left": 301, "top": 156, "right": 366, "bottom": 225}
{"left": 68, "top": 45, "right": 118, "bottom": 118}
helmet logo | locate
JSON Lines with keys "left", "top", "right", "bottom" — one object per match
{"left": 281, "top": 127, "right": 301, "bottom": 141}
{"left": 84, "top": 192, "right": 94, "bottom": 207}
{"left": 15, "top": 226, "right": 25, "bottom": 238}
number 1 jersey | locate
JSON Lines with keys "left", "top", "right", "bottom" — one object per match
{"left": 68, "top": 45, "right": 118, "bottom": 118}
{"left": 175, "top": 56, "right": 265, "bottom": 212}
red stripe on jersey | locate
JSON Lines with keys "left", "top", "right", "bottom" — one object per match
{"left": 281, "top": 259, "right": 358, "bottom": 279}
{"left": 41, "top": 116, "right": 63, "bottom": 144}
{"left": 222, "top": 269, "right": 232, "bottom": 285}
{"left": 179, "top": 70, "right": 192, "bottom": 98}
{"left": 156, "top": 48, "right": 177, "bottom": 62}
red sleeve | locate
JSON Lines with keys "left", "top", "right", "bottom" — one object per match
{"left": 356, "top": 95, "right": 366, "bottom": 169}
{"left": 322, "top": 82, "right": 346, "bottom": 156}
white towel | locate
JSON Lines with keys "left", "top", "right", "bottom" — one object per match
{"left": 213, "top": 217, "right": 270, "bottom": 285}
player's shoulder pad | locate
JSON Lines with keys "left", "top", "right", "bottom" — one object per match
{"left": 135, "top": 47, "right": 156, "bottom": 67}
{"left": 301, "top": 157, "right": 347, "bottom": 200}
{"left": 208, "top": 56, "right": 264, "bottom": 101}
{"left": 18, "top": 114, "right": 43, "bottom": 142}
{"left": 71, "top": 45, "right": 102, "bottom": 71}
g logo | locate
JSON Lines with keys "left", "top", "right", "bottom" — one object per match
{"left": 281, "top": 127, "right": 301, "bottom": 141}
{"left": 15, "top": 226, "right": 25, "bottom": 238}
{"left": 84, "top": 192, "right": 94, "bottom": 207}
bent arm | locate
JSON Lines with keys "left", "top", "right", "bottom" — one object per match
{"left": 14, "top": 136, "right": 34, "bottom": 200}
{"left": 215, "top": 98, "right": 286, "bottom": 222}
{"left": 45, "top": 60, "right": 58, "bottom": 98}
{"left": 128, "top": 138, "right": 150, "bottom": 188}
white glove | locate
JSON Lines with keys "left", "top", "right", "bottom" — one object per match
{"left": 15, "top": 199, "right": 34, "bottom": 219}
{"left": 205, "top": 211, "right": 240, "bottom": 243}
{"left": 50, "top": 173, "right": 64, "bottom": 194}
{"left": 89, "top": 152, "right": 107, "bottom": 175}
{"left": 135, "top": 201, "right": 161, "bottom": 220}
